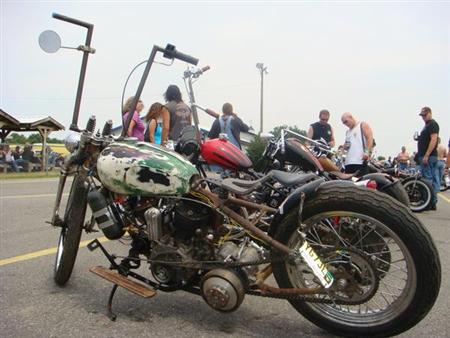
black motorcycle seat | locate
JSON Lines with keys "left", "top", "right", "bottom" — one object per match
{"left": 329, "top": 171, "right": 356, "bottom": 180}
{"left": 271, "top": 170, "right": 318, "bottom": 187}
{"left": 220, "top": 172, "right": 274, "bottom": 195}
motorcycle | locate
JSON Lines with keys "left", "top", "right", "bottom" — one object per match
{"left": 261, "top": 129, "right": 411, "bottom": 207}
{"left": 370, "top": 163, "right": 434, "bottom": 212}
{"left": 42, "top": 14, "right": 441, "bottom": 337}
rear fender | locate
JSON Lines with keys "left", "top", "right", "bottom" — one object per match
{"left": 268, "top": 180, "right": 353, "bottom": 237}
{"left": 359, "top": 173, "right": 397, "bottom": 192}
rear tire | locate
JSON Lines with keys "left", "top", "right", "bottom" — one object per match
{"left": 54, "top": 174, "right": 88, "bottom": 286}
{"left": 402, "top": 177, "right": 433, "bottom": 212}
{"left": 272, "top": 185, "right": 441, "bottom": 337}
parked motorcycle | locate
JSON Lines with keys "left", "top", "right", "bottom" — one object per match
{"left": 261, "top": 129, "right": 411, "bottom": 207}
{"left": 370, "top": 163, "right": 434, "bottom": 212}
{"left": 42, "top": 14, "right": 441, "bottom": 337}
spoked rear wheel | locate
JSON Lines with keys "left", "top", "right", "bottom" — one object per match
{"left": 54, "top": 174, "right": 88, "bottom": 285}
{"left": 272, "top": 185, "right": 441, "bottom": 337}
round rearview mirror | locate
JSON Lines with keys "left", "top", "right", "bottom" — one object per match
{"left": 38, "top": 30, "right": 61, "bottom": 53}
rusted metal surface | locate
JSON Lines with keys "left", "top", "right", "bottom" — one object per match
{"left": 255, "top": 264, "right": 273, "bottom": 285}
{"left": 195, "top": 187, "right": 292, "bottom": 255}
{"left": 256, "top": 283, "right": 323, "bottom": 296}
{"left": 227, "top": 195, "right": 277, "bottom": 213}
{"left": 90, "top": 266, "right": 156, "bottom": 298}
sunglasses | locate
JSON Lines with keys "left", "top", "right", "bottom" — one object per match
{"left": 342, "top": 119, "right": 350, "bottom": 125}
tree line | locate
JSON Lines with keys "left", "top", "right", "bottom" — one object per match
{"left": 6, "top": 133, "right": 64, "bottom": 145}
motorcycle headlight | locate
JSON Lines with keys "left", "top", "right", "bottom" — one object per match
{"left": 64, "top": 133, "right": 81, "bottom": 153}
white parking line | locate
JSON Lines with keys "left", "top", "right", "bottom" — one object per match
{"left": 0, "top": 236, "right": 108, "bottom": 267}
{"left": 438, "top": 193, "right": 450, "bottom": 204}
{"left": 0, "top": 193, "right": 68, "bottom": 200}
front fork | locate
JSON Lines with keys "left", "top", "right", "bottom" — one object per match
{"left": 50, "top": 160, "right": 80, "bottom": 227}
{"left": 50, "top": 170, "right": 68, "bottom": 227}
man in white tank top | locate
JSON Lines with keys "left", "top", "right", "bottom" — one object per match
{"left": 341, "top": 112, "right": 374, "bottom": 174}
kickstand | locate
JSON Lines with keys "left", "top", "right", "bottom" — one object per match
{"left": 107, "top": 284, "right": 118, "bottom": 321}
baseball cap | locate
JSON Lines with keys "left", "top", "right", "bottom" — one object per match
{"left": 419, "top": 107, "right": 431, "bottom": 116}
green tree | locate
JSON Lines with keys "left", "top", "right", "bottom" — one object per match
{"left": 270, "top": 125, "right": 306, "bottom": 141}
{"left": 27, "top": 133, "right": 42, "bottom": 144}
{"left": 245, "top": 135, "right": 268, "bottom": 172}
{"left": 47, "top": 136, "right": 64, "bottom": 143}
{"left": 7, "top": 133, "right": 27, "bottom": 144}
{"left": 246, "top": 125, "right": 308, "bottom": 171}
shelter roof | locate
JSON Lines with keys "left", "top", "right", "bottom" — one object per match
{"left": 0, "top": 109, "right": 65, "bottom": 132}
{"left": 0, "top": 109, "right": 20, "bottom": 127}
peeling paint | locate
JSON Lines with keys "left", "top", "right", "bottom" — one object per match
{"left": 97, "top": 142, "right": 197, "bottom": 196}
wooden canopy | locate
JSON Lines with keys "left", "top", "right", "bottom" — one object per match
{"left": 0, "top": 109, "right": 65, "bottom": 172}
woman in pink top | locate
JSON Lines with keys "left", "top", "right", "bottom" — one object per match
{"left": 122, "top": 96, "right": 145, "bottom": 141}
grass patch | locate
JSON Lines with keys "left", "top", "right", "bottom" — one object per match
{"left": 0, "top": 170, "right": 60, "bottom": 180}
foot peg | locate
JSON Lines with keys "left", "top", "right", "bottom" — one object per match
{"left": 90, "top": 266, "right": 156, "bottom": 298}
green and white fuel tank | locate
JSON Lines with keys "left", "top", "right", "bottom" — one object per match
{"left": 97, "top": 141, "right": 198, "bottom": 196}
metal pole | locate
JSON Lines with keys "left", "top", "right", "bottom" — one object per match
{"left": 186, "top": 76, "right": 201, "bottom": 142}
{"left": 121, "top": 45, "right": 164, "bottom": 138}
{"left": 260, "top": 70, "right": 264, "bottom": 134}
{"left": 256, "top": 63, "right": 267, "bottom": 134}
{"left": 52, "top": 14, "right": 95, "bottom": 132}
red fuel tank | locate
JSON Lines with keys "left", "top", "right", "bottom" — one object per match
{"left": 200, "top": 138, "right": 252, "bottom": 171}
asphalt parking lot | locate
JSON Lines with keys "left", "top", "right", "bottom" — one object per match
{"left": 1, "top": 178, "right": 449, "bottom": 338}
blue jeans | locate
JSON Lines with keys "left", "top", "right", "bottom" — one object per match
{"left": 419, "top": 156, "right": 439, "bottom": 205}
{"left": 398, "top": 162, "right": 408, "bottom": 171}
{"left": 436, "top": 160, "right": 445, "bottom": 184}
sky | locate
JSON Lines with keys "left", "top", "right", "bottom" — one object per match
{"left": 1, "top": 0, "right": 449, "bottom": 157}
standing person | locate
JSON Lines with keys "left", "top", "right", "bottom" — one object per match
{"left": 208, "top": 103, "right": 250, "bottom": 150}
{"left": 122, "top": 96, "right": 145, "bottom": 141}
{"left": 446, "top": 138, "right": 450, "bottom": 170}
{"left": 396, "top": 146, "right": 410, "bottom": 171}
{"left": 307, "top": 109, "right": 335, "bottom": 147}
{"left": 436, "top": 137, "right": 447, "bottom": 185}
{"left": 164, "top": 85, "right": 192, "bottom": 141}
{"left": 144, "top": 102, "right": 170, "bottom": 146}
{"left": 416, "top": 106, "right": 440, "bottom": 210}
{"left": 341, "top": 112, "right": 374, "bottom": 174}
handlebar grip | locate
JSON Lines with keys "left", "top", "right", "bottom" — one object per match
{"left": 52, "top": 13, "right": 93, "bottom": 29}
{"left": 201, "top": 65, "right": 210, "bottom": 73}
{"left": 163, "top": 44, "right": 198, "bottom": 65}
{"left": 173, "top": 50, "right": 199, "bottom": 65}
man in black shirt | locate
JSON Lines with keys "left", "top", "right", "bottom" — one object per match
{"left": 417, "top": 106, "right": 440, "bottom": 210}
{"left": 307, "top": 109, "right": 335, "bottom": 147}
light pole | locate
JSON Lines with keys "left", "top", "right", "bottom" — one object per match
{"left": 256, "top": 63, "right": 268, "bottom": 134}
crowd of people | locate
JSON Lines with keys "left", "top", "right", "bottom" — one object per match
{"left": 123, "top": 84, "right": 250, "bottom": 150}
{"left": 307, "top": 106, "right": 448, "bottom": 211}
{"left": 0, "top": 144, "right": 41, "bottom": 172}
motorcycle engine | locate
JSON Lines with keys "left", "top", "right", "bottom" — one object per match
{"left": 200, "top": 240, "right": 266, "bottom": 312}
{"left": 144, "top": 198, "right": 214, "bottom": 288}
{"left": 217, "top": 240, "right": 266, "bottom": 282}
{"left": 172, "top": 200, "right": 213, "bottom": 239}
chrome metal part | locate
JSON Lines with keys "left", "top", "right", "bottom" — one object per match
{"left": 144, "top": 207, "right": 163, "bottom": 241}
{"left": 201, "top": 269, "right": 245, "bottom": 312}
{"left": 64, "top": 132, "right": 81, "bottom": 153}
